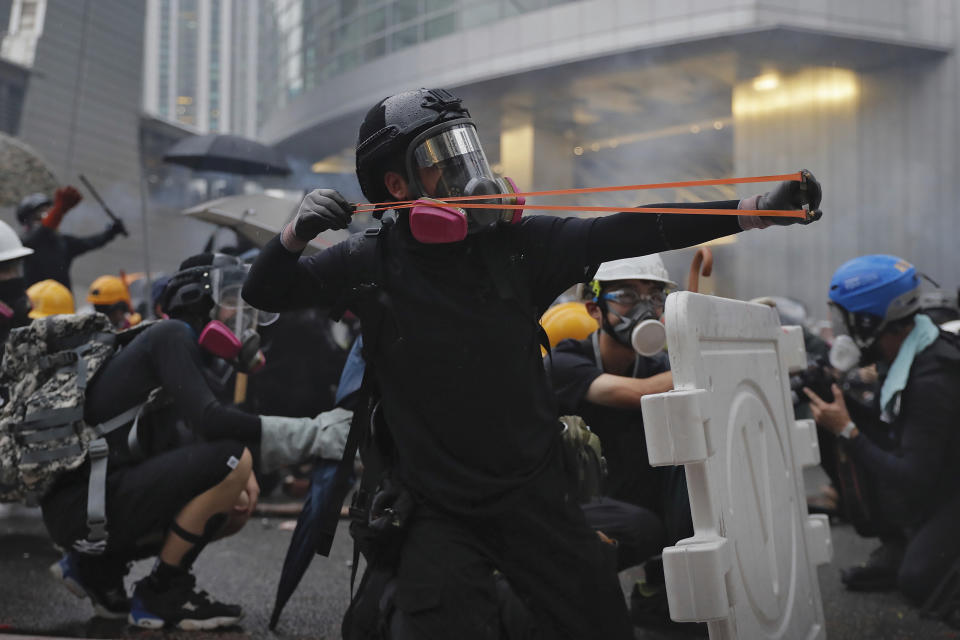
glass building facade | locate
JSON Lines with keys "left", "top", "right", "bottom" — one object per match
{"left": 259, "top": 0, "right": 581, "bottom": 125}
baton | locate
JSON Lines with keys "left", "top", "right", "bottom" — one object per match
{"left": 78, "top": 174, "right": 129, "bottom": 236}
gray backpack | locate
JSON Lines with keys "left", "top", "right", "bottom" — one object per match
{"left": 0, "top": 313, "right": 147, "bottom": 552}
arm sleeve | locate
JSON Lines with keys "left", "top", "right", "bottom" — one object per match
{"left": 548, "top": 341, "right": 603, "bottom": 415}
{"left": 144, "top": 322, "right": 262, "bottom": 443}
{"left": 845, "top": 369, "right": 952, "bottom": 496}
{"left": 243, "top": 235, "right": 354, "bottom": 312}
{"left": 63, "top": 229, "right": 114, "bottom": 259}
{"left": 586, "top": 201, "right": 742, "bottom": 264}
{"left": 520, "top": 201, "right": 742, "bottom": 308}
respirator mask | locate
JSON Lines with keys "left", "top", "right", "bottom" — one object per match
{"left": 194, "top": 264, "right": 278, "bottom": 373}
{"left": 406, "top": 121, "right": 524, "bottom": 244}
{"left": 599, "top": 287, "right": 667, "bottom": 357}
{"left": 827, "top": 302, "right": 883, "bottom": 373}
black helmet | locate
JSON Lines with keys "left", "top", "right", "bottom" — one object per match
{"left": 162, "top": 252, "right": 278, "bottom": 329}
{"left": 162, "top": 253, "right": 240, "bottom": 319}
{"left": 16, "top": 192, "right": 52, "bottom": 224}
{"left": 355, "top": 88, "right": 472, "bottom": 205}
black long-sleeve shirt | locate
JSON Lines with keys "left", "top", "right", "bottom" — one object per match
{"left": 244, "top": 205, "right": 742, "bottom": 511}
{"left": 22, "top": 225, "right": 118, "bottom": 289}
{"left": 846, "top": 333, "right": 960, "bottom": 518}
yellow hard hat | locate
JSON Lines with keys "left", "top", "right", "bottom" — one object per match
{"left": 27, "top": 279, "right": 75, "bottom": 318}
{"left": 540, "top": 302, "right": 599, "bottom": 348}
{"left": 87, "top": 275, "right": 131, "bottom": 307}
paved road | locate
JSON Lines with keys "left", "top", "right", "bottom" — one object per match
{"left": 1, "top": 503, "right": 957, "bottom": 639}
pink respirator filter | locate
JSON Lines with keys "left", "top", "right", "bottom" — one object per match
{"left": 409, "top": 199, "right": 468, "bottom": 244}
{"left": 198, "top": 320, "right": 243, "bottom": 360}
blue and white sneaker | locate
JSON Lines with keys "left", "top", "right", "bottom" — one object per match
{"left": 128, "top": 572, "right": 242, "bottom": 630}
{"left": 49, "top": 552, "right": 130, "bottom": 619}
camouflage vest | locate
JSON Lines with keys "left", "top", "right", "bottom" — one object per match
{"left": 0, "top": 313, "right": 119, "bottom": 503}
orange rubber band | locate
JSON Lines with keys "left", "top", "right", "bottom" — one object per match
{"left": 354, "top": 172, "right": 806, "bottom": 216}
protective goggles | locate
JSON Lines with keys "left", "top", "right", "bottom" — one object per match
{"left": 600, "top": 287, "right": 667, "bottom": 308}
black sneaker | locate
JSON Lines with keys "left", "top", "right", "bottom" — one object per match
{"left": 841, "top": 542, "right": 904, "bottom": 592}
{"left": 50, "top": 552, "right": 129, "bottom": 619}
{"left": 128, "top": 572, "right": 242, "bottom": 630}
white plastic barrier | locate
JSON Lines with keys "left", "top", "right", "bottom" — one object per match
{"left": 641, "top": 292, "right": 832, "bottom": 639}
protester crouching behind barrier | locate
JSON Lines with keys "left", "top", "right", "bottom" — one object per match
{"left": 546, "top": 254, "right": 711, "bottom": 633}
{"left": 242, "top": 87, "right": 823, "bottom": 640}
{"left": 39, "top": 252, "right": 352, "bottom": 630}
{"left": 804, "top": 255, "right": 960, "bottom": 625}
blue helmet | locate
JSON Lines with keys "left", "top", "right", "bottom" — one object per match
{"left": 828, "top": 254, "right": 920, "bottom": 346}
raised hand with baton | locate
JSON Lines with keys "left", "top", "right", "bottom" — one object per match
{"left": 79, "top": 174, "right": 129, "bottom": 237}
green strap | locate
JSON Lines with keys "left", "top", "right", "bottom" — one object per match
{"left": 20, "top": 442, "right": 84, "bottom": 464}
{"left": 19, "top": 424, "right": 76, "bottom": 444}
{"left": 18, "top": 406, "right": 85, "bottom": 430}
{"left": 85, "top": 438, "right": 109, "bottom": 543}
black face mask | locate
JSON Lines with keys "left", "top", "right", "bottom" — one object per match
{"left": 0, "top": 278, "right": 32, "bottom": 329}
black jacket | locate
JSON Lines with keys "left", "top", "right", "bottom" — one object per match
{"left": 847, "top": 332, "right": 960, "bottom": 521}
{"left": 22, "top": 225, "right": 118, "bottom": 289}
{"left": 244, "top": 205, "right": 742, "bottom": 512}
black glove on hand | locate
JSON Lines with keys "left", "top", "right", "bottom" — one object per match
{"left": 756, "top": 169, "right": 823, "bottom": 226}
{"left": 291, "top": 189, "right": 353, "bottom": 241}
{"left": 108, "top": 219, "right": 127, "bottom": 237}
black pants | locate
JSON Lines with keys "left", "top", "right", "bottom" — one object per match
{"left": 388, "top": 455, "right": 632, "bottom": 640}
{"left": 898, "top": 491, "right": 960, "bottom": 605}
{"left": 581, "top": 497, "right": 664, "bottom": 572}
{"left": 41, "top": 439, "right": 245, "bottom": 565}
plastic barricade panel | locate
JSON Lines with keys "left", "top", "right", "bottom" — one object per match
{"left": 642, "top": 292, "right": 830, "bottom": 640}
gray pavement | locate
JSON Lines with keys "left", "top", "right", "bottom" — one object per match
{"left": 1, "top": 503, "right": 958, "bottom": 640}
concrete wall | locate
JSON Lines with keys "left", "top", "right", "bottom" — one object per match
{"left": 730, "top": 25, "right": 959, "bottom": 316}
{"left": 15, "top": 0, "right": 211, "bottom": 301}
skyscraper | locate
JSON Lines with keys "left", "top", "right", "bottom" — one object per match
{"left": 143, "top": 0, "right": 261, "bottom": 137}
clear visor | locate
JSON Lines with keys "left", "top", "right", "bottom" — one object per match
{"left": 411, "top": 124, "right": 496, "bottom": 199}
{"left": 209, "top": 265, "right": 279, "bottom": 335}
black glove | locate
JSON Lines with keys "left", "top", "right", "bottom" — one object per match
{"left": 756, "top": 169, "right": 823, "bottom": 226}
{"left": 290, "top": 189, "right": 353, "bottom": 242}
{"left": 108, "top": 219, "right": 127, "bottom": 237}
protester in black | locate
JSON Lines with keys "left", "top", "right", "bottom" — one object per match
{"left": 17, "top": 187, "right": 125, "bottom": 290}
{"left": 805, "top": 254, "right": 960, "bottom": 610}
{"left": 243, "top": 88, "right": 822, "bottom": 639}
{"left": 41, "top": 253, "right": 351, "bottom": 629}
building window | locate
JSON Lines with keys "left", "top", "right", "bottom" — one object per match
{"left": 423, "top": 12, "right": 455, "bottom": 41}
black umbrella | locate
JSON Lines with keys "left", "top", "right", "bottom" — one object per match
{"left": 269, "top": 459, "right": 349, "bottom": 629}
{"left": 163, "top": 134, "right": 291, "bottom": 176}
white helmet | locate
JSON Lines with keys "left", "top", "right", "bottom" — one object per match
{"left": 593, "top": 254, "right": 677, "bottom": 288}
{"left": 0, "top": 219, "right": 32, "bottom": 263}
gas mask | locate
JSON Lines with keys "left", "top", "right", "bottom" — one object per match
{"left": 599, "top": 288, "right": 667, "bottom": 357}
{"left": 194, "top": 265, "right": 277, "bottom": 373}
{"left": 827, "top": 302, "right": 883, "bottom": 372}
{"left": 406, "top": 121, "right": 524, "bottom": 243}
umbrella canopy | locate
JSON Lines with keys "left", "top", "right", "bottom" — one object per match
{"left": 183, "top": 194, "right": 348, "bottom": 256}
{"left": 269, "top": 460, "right": 342, "bottom": 630}
{"left": 163, "top": 134, "right": 292, "bottom": 176}
{"left": 0, "top": 132, "right": 59, "bottom": 206}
